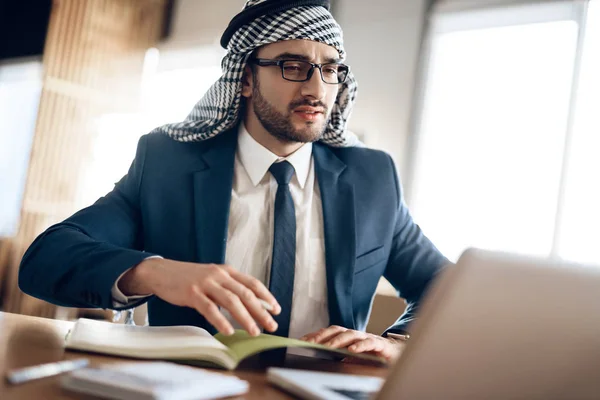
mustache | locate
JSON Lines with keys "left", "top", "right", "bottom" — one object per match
{"left": 288, "top": 99, "right": 328, "bottom": 113}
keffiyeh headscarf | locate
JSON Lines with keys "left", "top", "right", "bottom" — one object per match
{"left": 153, "top": 0, "right": 359, "bottom": 147}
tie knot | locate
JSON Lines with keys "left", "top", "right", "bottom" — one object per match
{"left": 269, "top": 161, "right": 295, "bottom": 185}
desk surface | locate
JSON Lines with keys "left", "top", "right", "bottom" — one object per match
{"left": 0, "top": 312, "right": 389, "bottom": 399}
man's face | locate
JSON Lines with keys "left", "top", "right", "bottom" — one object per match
{"left": 242, "top": 39, "right": 342, "bottom": 144}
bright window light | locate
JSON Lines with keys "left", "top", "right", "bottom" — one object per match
{"left": 0, "top": 61, "right": 42, "bottom": 237}
{"left": 411, "top": 13, "right": 580, "bottom": 262}
{"left": 76, "top": 47, "right": 223, "bottom": 208}
{"left": 557, "top": 0, "right": 600, "bottom": 265}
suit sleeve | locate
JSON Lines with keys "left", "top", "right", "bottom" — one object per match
{"left": 19, "top": 135, "right": 156, "bottom": 310}
{"left": 382, "top": 154, "right": 450, "bottom": 336}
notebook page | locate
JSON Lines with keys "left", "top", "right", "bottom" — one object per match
{"left": 66, "top": 319, "right": 228, "bottom": 352}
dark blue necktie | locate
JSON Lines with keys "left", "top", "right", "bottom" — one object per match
{"left": 268, "top": 161, "right": 296, "bottom": 338}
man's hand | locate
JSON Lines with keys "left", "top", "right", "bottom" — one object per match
{"left": 119, "top": 258, "right": 281, "bottom": 337}
{"left": 300, "top": 325, "right": 405, "bottom": 363}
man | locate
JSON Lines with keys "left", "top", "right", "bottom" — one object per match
{"left": 19, "top": 0, "right": 448, "bottom": 363}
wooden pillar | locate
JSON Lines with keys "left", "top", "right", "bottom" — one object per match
{"left": 4, "top": 0, "right": 168, "bottom": 317}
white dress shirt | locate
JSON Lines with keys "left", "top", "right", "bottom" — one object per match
{"left": 112, "top": 124, "right": 329, "bottom": 339}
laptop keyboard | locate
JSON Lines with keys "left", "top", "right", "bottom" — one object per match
{"left": 330, "top": 388, "right": 377, "bottom": 400}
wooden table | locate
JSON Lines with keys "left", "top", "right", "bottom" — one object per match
{"left": 0, "top": 312, "right": 389, "bottom": 399}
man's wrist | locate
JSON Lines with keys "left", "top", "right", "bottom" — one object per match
{"left": 118, "top": 258, "right": 161, "bottom": 296}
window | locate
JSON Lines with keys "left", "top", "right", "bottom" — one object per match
{"left": 76, "top": 46, "right": 224, "bottom": 208}
{"left": 0, "top": 60, "right": 43, "bottom": 237}
{"left": 409, "top": 0, "right": 599, "bottom": 265}
{"left": 556, "top": 0, "right": 600, "bottom": 265}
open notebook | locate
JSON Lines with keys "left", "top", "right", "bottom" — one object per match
{"left": 65, "top": 319, "right": 385, "bottom": 370}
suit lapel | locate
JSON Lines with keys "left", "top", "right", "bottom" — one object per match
{"left": 193, "top": 130, "right": 237, "bottom": 264}
{"left": 314, "top": 144, "right": 357, "bottom": 329}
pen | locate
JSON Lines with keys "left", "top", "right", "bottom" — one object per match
{"left": 387, "top": 333, "right": 410, "bottom": 341}
{"left": 5, "top": 358, "right": 90, "bottom": 385}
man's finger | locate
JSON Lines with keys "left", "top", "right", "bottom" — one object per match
{"left": 226, "top": 267, "right": 281, "bottom": 315}
{"left": 324, "top": 330, "right": 367, "bottom": 349}
{"left": 191, "top": 287, "right": 235, "bottom": 336}
{"left": 299, "top": 332, "right": 319, "bottom": 341}
{"left": 349, "top": 338, "right": 387, "bottom": 356}
{"left": 221, "top": 278, "right": 278, "bottom": 333}
{"left": 206, "top": 283, "right": 260, "bottom": 336}
{"left": 307, "top": 325, "right": 347, "bottom": 344}
{"left": 300, "top": 327, "right": 327, "bottom": 341}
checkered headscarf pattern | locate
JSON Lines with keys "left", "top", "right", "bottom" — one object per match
{"left": 153, "top": 4, "right": 359, "bottom": 147}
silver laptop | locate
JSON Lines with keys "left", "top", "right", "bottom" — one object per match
{"left": 268, "top": 248, "right": 600, "bottom": 400}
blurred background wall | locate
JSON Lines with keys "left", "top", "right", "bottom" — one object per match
{"left": 1, "top": 0, "right": 598, "bottom": 329}
{"left": 0, "top": 0, "right": 170, "bottom": 318}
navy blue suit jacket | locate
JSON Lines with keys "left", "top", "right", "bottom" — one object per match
{"left": 19, "top": 128, "right": 448, "bottom": 335}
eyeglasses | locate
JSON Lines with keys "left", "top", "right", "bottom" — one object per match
{"left": 249, "top": 58, "right": 350, "bottom": 84}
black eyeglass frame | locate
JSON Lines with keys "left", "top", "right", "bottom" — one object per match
{"left": 249, "top": 58, "right": 350, "bottom": 84}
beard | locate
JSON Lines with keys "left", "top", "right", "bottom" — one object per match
{"left": 251, "top": 78, "right": 329, "bottom": 144}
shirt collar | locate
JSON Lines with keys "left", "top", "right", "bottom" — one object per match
{"left": 237, "top": 123, "right": 313, "bottom": 189}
